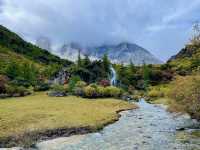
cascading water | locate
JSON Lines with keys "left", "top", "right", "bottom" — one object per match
{"left": 110, "top": 66, "right": 117, "bottom": 86}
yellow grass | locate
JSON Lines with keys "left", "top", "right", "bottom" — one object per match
{"left": 0, "top": 92, "right": 136, "bottom": 139}
{"left": 150, "top": 98, "right": 171, "bottom": 105}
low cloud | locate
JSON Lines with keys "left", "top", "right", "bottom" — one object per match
{"left": 0, "top": 0, "right": 200, "bottom": 61}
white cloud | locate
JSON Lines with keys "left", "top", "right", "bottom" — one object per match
{"left": 0, "top": 0, "right": 200, "bottom": 61}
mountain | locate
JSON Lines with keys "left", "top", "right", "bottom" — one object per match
{"left": 59, "top": 42, "right": 162, "bottom": 65}
{"left": 0, "top": 25, "right": 71, "bottom": 66}
{"left": 60, "top": 42, "right": 85, "bottom": 62}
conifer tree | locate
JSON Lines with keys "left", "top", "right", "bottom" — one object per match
{"left": 77, "top": 50, "right": 82, "bottom": 68}
{"left": 102, "top": 53, "right": 110, "bottom": 78}
{"left": 143, "top": 62, "right": 150, "bottom": 90}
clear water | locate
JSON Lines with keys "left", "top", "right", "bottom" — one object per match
{"left": 36, "top": 100, "right": 200, "bottom": 150}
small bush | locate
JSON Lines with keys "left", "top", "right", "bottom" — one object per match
{"left": 34, "top": 83, "right": 50, "bottom": 91}
{"left": 90, "top": 83, "right": 98, "bottom": 89}
{"left": 10, "top": 77, "right": 31, "bottom": 88}
{"left": 51, "top": 84, "right": 67, "bottom": 93}
{"left": 5, "top": 85, "right": 31, "bottom": 97}
{"left": 73, "top": 87, "right": 84, "bottom": 96}
{"left": 48, "top": 84, "right": 68, "bottom": 97}
{"left": 75, "top": 81, "right": 87, "bottom": 88}
{"left": 83, "top": 86, "right": 97, "bottom": 98}
{"left": 99, "top": 79, "right": 110, "bottom": 87}
{"left": 104, "top": 86, "right": 121, "bottom": 98}
{"left": 73, "top": 83, "right": 122, "bottom": 99}
{"left": 96, "top": 86, "right": 106, "bottom": 97}
{"left": 68, "top": 76, "right": 81, "bottom": 93}
{"left": 148, "top": 89, "right": 164, "bottom": 98}
{"left": 0, "top": 75, "right": 8, "bottom": 94}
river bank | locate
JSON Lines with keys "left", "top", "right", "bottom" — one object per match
{"left": 33, "top": 99, "right": 200, "bottom": 150}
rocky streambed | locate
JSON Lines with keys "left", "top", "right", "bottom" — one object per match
{"left": 4, "top": 100, "right": 200, "bottom": 150}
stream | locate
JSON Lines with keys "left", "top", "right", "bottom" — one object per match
{"left": 10, "top": 100, "right": 200, "bottom": 150}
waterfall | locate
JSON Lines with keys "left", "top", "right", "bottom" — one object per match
{"left": 110, "top": 66, "right": 117, "bottom": 86}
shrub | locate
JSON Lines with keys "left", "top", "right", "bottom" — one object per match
{"left": 72, "top": 81, "right": 86, "bottom": 96}
{"left": 17, "top": 86, "right": 30, "bottom": 96}
{"left": 104, "top": 86, "right": 121, "bottom": 98}
{"left": 5, "top": 85, "right": 31, "bottom": 97}
{"left": 73, "top": 87, "right": 84, "bottom": 96}
{"left": 148, "top": 89, "right": 164, "bottom": 98}
{"left": 51, "top": 84, "right": 67, "bottom": 93}
{"left": 10, "top": 77, "right": 31, "bottom": 88}
{"left": 99, "top": 79, "right": 110, "bottom": 87}
{"left": 34, "top": 82, "right": 50, "bottom": 91}
{"left": 96, "top": 86, "right": 106, "bottom": 97}
{"left": 5, "top": 85, "right": 15, "bottom": 96}
{"left": 0, "top": 75, "right": 8, "bottom": 93}
{"left": 90, "top": 83, "right": 98, "bottom": 89}
{"left": 48, "top": 84, "right": 67, "bottom": 97}
{"left": 68, "top": 76, "right": 81, "bottom": 93}
{"left": 168, "top": 76, "right": 200, "bottom": 120}
{"left": 75, "top": 81, "right": 87, "bottom": 88}
{"left": 83, "top": 86, "right": 97, "bottom": 98}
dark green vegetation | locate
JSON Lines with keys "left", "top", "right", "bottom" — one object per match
{"left": 0, "top": 25, "right": 73, "bottom": 97}
{"left": 67, "top": 53, "right": 111, "bottom": 83}
{"left": 114, "top": 63, "right": 173, "bottom": 91}
{"left": 0, "top": 25, "right": 71, "bottom": 65}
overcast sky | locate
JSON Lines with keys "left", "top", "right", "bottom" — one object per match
{"left": 0, "top": 0, "right": 200, "bottom": 61}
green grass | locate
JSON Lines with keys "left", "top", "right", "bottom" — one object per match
{"left": 0, "top": 45, "right": 43, "bottom": 74}
{"left": 0, "top": 93, "right": 136, "bottom": 140}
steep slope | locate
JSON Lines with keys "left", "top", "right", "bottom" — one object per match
{"left": 59, "top": 42, "right": 162, "bottom": 65}
{"left": 0, "top": 25, "right": 71, "bottom": 66}
{"left": 0, "top": 45, "right": 43, "bottom": 74}
{"left": 169, "top": 43, "right": 200, "bottom": 61}
{"left": 168, "top": 43, "right": 200, "bottom": 74}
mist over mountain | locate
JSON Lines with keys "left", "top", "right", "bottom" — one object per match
{"left": 36, "top": 36, "right": 52, "bottom": 52}
{"left": 58, "top": 42, "right": 162, "bottom": 65}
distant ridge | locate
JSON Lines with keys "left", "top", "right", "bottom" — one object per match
{"left": 59, "top": 42, "right": 162, "bottom": 65}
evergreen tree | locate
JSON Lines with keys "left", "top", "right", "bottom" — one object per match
{"left": 127, "top": 60, "right": 137, "bottom": 86}
{"left": 102, "top": 53, "right": 110, "bottom": 78}
{"left": 6, "top": 61, "right": 20, "bottom": 79}
{"left": 83, "top": 54, "right": 91, "bottom": 67}
{"left": 77, "top": 50, "right": 82, "bottom": 68}
{"left": 117, "top": 63, "right": 129, "bottom": 88}
{"left": 129, "top": 60, "right": 136, "bottom": 73}
{"left": 143, "top": 62, "right": 150, "bottom": 90}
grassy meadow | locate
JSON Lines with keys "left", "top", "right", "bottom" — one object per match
{"left": 0, "top": 92, "right": 136, "bottom": 147}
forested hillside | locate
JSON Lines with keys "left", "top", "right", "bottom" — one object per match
{"left": 0, "top": 25, "right": 72, "bottom": 97}
{"left": 0, "top": 25, "right": 71, "bottom": 66}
